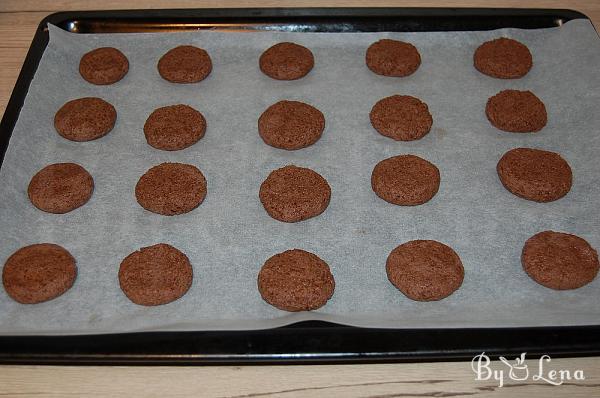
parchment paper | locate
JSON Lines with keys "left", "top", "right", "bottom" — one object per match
{"left": 0, "top": 20, "right": 599, "bottom": 335}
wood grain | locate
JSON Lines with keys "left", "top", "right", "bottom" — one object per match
{"left": 1, "top": 0, "right": 600, "bottom": 13}
{"left": 0, "top": 1, "right": 599, "bottom": 397}
{"left": 0, "top": 358, "right": 599, "bottom": 397}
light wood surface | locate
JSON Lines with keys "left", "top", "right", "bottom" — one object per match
{"left": 0, "top": 1, "right": 599, "bottom": 397}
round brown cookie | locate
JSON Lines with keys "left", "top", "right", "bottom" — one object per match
{"left": 486, "top": 90, "right": 547, "bottom": 133}
{"left": 474, "top": 38, "right": 532, "bottom": 79}
{"left": 259, "top": 165, "right": 331, "bottom": 223}
{"left": 79, "top": 47, "right": 129, "bottom": 85}
{"left": 144, "top": 104, "right": 206, "bottom": 151}
{"left": 370, "top": 95, "right": 433, "bottom": 141}
{"left": 259, "top": 42, "right": 314, "bottom": 80}
{"left": 54, "top": 97, "right": 117, "bottom": 142}
{"left": 258, "top": 100, "right": 325, "bottom": 150}
{"left": 522, "top": 231, "right": 599, "bottom": 290}
{"left": 371, "top": 155, "right": 440, "bottom": 206}
{"left": 497, "top": 148, "right": 572, "bottom": 202}
{"left": 158, "top": 45, "right": 212, "bottom": 83}
{"left": 119, "top": 243, "right": 193, "bottom": 306}
{"left": 386, "top": 240, "right": 464, "bottom": 301}
{"left": 258, "top": 249, "right": 335, "bottom": 312}
{"left": 28, "top": 163, "right": 94, "bottom": 214}
{"left": 135, "top": 162, "right": 206, "bottom": 216}
{"left": 2, "top": 243, "right": 77, "bottom": 304}
{"left": 366, "top": 39, "right": 421, "bottom": 77}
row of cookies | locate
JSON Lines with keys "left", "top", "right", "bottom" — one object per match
{"left": 53, "top": 88, "right": 547, "bottom": 149}
{"left": 4, "top": 229, "right": 598, "bottom": 309}
{"left": 79, "top": 37, "right": 532, "bottom": 85}
{"left": 27, "top": 141, "right": 572, "bottom": 219}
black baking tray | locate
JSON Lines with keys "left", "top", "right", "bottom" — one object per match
{"left": 0, "top": 8, "right": 599, "bottom": 365}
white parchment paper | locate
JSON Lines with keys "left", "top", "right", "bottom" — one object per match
{"left": 0, "top": 20, "right": 599, "bottom": 335}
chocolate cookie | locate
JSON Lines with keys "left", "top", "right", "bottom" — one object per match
{"left": 259, "top": 165, "right": 331, "bottom": 223}
{"left": 259, "top": 42, "right": 314, "bottom": 80}
{"left": 258, "top": 100, "right": 325, "bottom": 150}
{"left": 497, "top": 148, "right": 572, "bottom": 202}
{"left": 158, "top": 45, "right": 212, "bottom": 83}
{"left": 370, "top": 95, "right": 433, "bottom": 141}
{"left": 522, "top": 231, "right": 599, "bottom": 290}
{"left": 371, "top": 155, "right": 440, "bottom": 206}
{"left": 258, "top": 249, "right": 335, "bottom": 312}
{"left": 366, "top": 39, "right": 421, "bottom": 77}
{"left": 119, "top": 243, "right": 193, "bottom": 306}
{"left": 144, "top": 104, "right": 206, "bottom": 151}
{"left": 486, "top": 90, "right": 547, "bottom": 133}
{"left": 386, "top": 240, "right": 464, "bottom": 301}
{"left": 79, "top": 47, "right": 129, "bottom": 85}
{"left": 474, "top": 38, "right": 532, "bottom": 79}
{"left": 28, "top": 163, "right": 94, "bottom": 214}
{"left": 54, "top": 97, "right": 117, "bottom": 142}
{"left": 135, "top": 162, "right": 206, "bottom": 216}
{"left": 3, "top": 243, "right": 77, "bottom": 304}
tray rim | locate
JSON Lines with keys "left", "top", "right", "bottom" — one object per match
{"left": 0, "top": 7, "right": 599, "bottom": 365}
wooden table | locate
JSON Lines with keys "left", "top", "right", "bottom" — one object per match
{"left": 0, "top": 1, "right": 599, "bottom": 396}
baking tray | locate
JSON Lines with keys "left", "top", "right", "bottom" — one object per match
{"left": 1, "top": 8, "right": 599, "bottom": 365}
